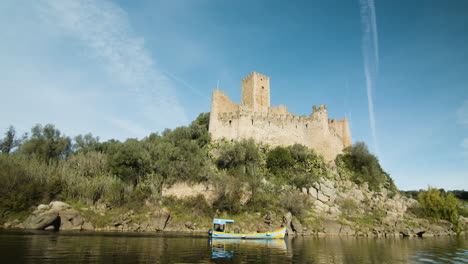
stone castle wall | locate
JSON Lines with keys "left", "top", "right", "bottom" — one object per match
{"left": 209, "top": 72, "right": 351, "bottom": 161}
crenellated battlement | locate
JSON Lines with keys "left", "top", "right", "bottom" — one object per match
{"left": 209, "top": 72, "right": 352, "bottom": 161}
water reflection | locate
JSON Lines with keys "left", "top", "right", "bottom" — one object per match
{"left": 210, "top": 239, "right": 287, "bottom": 261}
{"left": 0, "top": 230, "right": 466, "bottom": 263}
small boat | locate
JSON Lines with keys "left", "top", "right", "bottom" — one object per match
{"left": 208, "top": 218, "right": 287, "bottom": 239}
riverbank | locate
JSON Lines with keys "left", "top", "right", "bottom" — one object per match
{"left": 2, "top": 197, "right": 467, "bottom": 238}
{"left": 2, "top": 116, "right": 467, "bottom": 238}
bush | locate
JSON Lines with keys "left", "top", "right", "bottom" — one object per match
{"left": 280, "top": 191, "right": 310, "bottom": 218}
{"left": 162, "top": 194, "right": 213, "bottom": 217}
{"left": 0, "top": 155, "right": 52, "bottom": 213}
{"left": 339, "top": 198, "right": 359, "bottom": 216}
{"left": 335, "top": 142, "right": 395, "bottom": 192}
{"left": 418, "top": 188, "right": 461, "bottom": 232}
{"left": 266, "top": 146, "right": 295, "bottom": 175}
{"left": 212, "top": 174, "right": 245, "bottom": 214}
{"left": 266, "top": 144, "right": 325, "bottom": 190}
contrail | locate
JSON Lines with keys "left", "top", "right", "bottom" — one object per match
{"left": 360, "top": 0, "right": 380, "bottom": 154}
{"left": 162, "top": 70, "right": 210, "bottom": 100}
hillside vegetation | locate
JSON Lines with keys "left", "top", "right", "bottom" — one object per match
{"left": 0, "top": 113, "right": 465, "bottom": 234}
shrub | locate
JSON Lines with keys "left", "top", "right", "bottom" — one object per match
{"left": 266, "top": 146, "right": 295, "bottom": 175}
{"left": 280, "top": 191, "right": 310, "bottom": 218}
{"left": 0, "top": 155, "right": 52, "bottom": 213}
{"left": 418, "top": 188, "right": 461, "bottom": 232}
{"left": 335, "top": 142, "right": 395, "bottom": 192}
{"left": 267, "top": 144, "right": 325, "bottom": 190}
{"left": 212, "top": 174, "right": 244, "bottom": 214}
{"left": 339, "top": 198, "right": 359, "bottom": 216}
{"left": 162, "top": 194, "right": 213, "bottom": 217}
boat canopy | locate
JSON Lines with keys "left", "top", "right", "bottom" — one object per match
{"left": 213, "top": 219, "right": 234, "bottom": 225}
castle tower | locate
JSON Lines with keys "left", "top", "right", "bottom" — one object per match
{"left": 241, "top": 72, "right": 270, "bottom": 113}
{"left": 208, "top": 72, "right": 352, "bottom": 161}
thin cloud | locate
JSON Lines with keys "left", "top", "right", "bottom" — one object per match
{"left": 37, "top": 0, "right": 187, "bottom": 131}
{"left": 457, "top": 100, "right": 468, "bottom": 155}
{"left": 360, "top": 0, "right": 380, "bottom": 154}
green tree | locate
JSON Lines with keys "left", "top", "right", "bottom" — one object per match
{"left": 266, "top": 144, "right": 323, "bottom": 190}
{"left": 189, "top": 112, "right": 210, "bottom": 147}
{"left": 266, "top": 146, "right": 295, "bottom": 175}
{"left": 20, "top": 124, "right": 71, "bottom": 163}
{"left": 418, "top": 188, "right": 461, "bottom": 232}
{"left": 73, "top": 133, "right": 100, "bottom": 153}
{"left": 336, "top": 142, "right": 394, "bottom": 192}
{"left": 0, "top": 126, "right": 26, "bottom": 155}
{"left": 216, "top": 139, "right": 265, "bottom": 205}
{"left": 106, "top": 138, "right": 150, "bottom": 186}
{"left": 142, "top": 125, "right": 210, "bottom": 191}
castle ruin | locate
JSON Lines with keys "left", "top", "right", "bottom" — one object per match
{"left": 208, "top": 72, "right": 351, "bottom": 161}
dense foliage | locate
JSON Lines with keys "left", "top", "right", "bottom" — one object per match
{"left": 0, "top": 114, "right": 431, "bottom": 223}
{"left": 335, "top": 142, "right": 396, "bottom": 192}
{"left": 267, "top": 145, "right": 327, "bottom": 190}
{"left": 417, "top": 188, "right": 463, "bottom": 232}
{"left": 402, "top": 189, "right": 468, "bottom": 202}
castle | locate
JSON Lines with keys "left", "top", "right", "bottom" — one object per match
{"left": 208, "top": 72, "right": 351, "bottom": 161}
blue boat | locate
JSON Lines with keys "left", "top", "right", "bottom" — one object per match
{"left": 208, "top": 218, "right": 287, "bottom": 239}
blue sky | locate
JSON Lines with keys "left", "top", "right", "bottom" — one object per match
{"left": 0, "top": 0, "right": 467, "bottom": 190}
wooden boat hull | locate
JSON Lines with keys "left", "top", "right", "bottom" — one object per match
{"left": 211, "top": 227, "right": 287, "bottom": 239}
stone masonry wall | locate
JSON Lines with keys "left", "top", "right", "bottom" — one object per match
{"left": 209, "top": 72, "right": 352, "bottom": 161}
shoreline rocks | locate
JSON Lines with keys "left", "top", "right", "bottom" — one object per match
{"left": 20, "top": 201, "right": 91, "bottom": 231}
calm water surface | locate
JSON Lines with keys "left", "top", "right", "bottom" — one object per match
{"left": 0, "top": 230, "right": 467, "bottom": 263}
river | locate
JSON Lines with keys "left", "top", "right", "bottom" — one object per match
{"left": 0, "top": 230, "right": 466, "bottom": 263}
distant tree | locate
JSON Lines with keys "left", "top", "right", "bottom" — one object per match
{"left": 450, "top": 190, "right": 468, "bottom": 201}
{"left": 73, "top": 133, "right": 100, "bottom": 153}
{"left": 0, "top": 126, "right": 26, "bottom": 155}
{"left": 20, "top": 124, "right": 71, "bottom": 163}
{"left": 188, "top": 112, "right": 210, "bottom": 147}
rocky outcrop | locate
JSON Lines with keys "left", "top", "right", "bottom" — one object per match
{"left": 282, "top": 212, "right": 293, "bottom": 235}
{"left": 321, "top": 220, "right": 342, "bottom": 236}
{"left": 22, "top": 201, "right": 90, "bottom": 231}
{"left": 150, "top": 207, "right": 172, "bottom": 231}
{"left": 23, "top": 211, "right": 61, "bottom": 230}
{"left": 60, "top": 209, "right": 85, "bottom": 230}
{"left": 291, "top": 218, "right": 303, "bottom": 233}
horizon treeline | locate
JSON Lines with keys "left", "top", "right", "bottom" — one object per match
{"left": 1, "top": 112, "right": 464, "bottom": 229}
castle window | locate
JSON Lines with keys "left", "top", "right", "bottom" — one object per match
{"left": 229, "top": 120, "right": 232, "bottom": 125}
{"left": 251, "top": 119, "right": 254, "bottom": 125}
{"left": 262, "top": 86, "right": 265, "bottom": 89}
{"left": 296, "top": 125, "right": 297, "bottom": 129}
{"left": 306, "top": 124, "right": 308, "bottom": 128}
{"left": 268, "top": 121, "right": 271, "bottom": 126}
